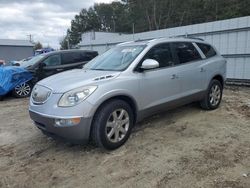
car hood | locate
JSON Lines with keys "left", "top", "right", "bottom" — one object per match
{"left": 38, "top": 69, "right": 121, "bottom": 93}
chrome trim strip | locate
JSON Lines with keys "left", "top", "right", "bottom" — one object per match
{"left": 31, "top": 92, "right": 51, "bottom": 105}
{"left": 31, "top": 84, "right": 53, "bottom": 105}
{"left": 29, "top": 109, "right": 83, "bottom": 119}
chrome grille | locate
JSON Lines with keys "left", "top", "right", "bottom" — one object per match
{"left": 31, "top": 85, "right": 52, "bottom": 104}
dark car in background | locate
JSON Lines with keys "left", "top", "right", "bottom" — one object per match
{"left": 12, "top": 49, "right": 98, "bottom": 98}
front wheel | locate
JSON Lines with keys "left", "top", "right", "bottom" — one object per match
{"left": 200, "top": 79, "right": 223, "bottom": 110}
{"left": 12, "top": 82, "right": 32, "bottom": 98}
{"left": 91, "top": 100, "right": 134, "bottom": 150}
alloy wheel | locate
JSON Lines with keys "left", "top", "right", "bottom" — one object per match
{"left": 209, "top": 84, "right": 221, "bottom": 106}
{"left": 105, "top": 109, "right": 130, "bottom": 143}
{"left": 14, "top": 83, "right": 31, "bottom": 97}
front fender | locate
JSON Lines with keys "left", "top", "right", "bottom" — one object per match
{"left": 87, "top": 89, "right": 139, "bottom": 118}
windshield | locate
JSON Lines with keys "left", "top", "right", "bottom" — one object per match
{"left": 20, "top": 54, "right": 45, "bottom": 68}
{"left": 84, "top": 45, "right": 146, "bottom": 71}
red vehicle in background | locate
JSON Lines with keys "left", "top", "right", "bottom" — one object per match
{"left": 0, "top": 60, "right": 5, "bottom": 66}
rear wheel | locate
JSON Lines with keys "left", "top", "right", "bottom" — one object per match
{"left": 200, "top": 79, "right": 223, "bottom": 110}
{"left": 12, "top": 82, "right": 32, "bottom": 98}
{"left": 91, "top": 100, "right": 134, "bottom": 150}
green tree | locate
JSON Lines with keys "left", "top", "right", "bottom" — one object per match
{"left": 60, "top": 37, "right": 69, "bottom": 50}
{"left": 61, "top": 0, "right": 250, "bottom": 49}
{"left": 34, "top": 41, "right": 43, "bottom": 50}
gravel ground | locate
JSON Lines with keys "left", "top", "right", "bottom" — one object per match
{"left": 0, "top": 86, "right": 250, "bottom": 188}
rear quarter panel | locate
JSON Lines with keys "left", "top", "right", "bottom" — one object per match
{"left": 203, "top": 55, "right": 227, "bottom": 89}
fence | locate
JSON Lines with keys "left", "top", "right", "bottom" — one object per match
{"left": 79, "top": 16, "right": 250, "bottom": 80}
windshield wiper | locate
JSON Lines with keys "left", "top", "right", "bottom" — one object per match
{"left": 90, "top": 68, "right": 119, "bottom": 71}
{"left": 91, "top": 68, "right": 107, "bottom": 71}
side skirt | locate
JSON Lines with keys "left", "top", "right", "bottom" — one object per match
{"left": 136, "top": 91, "right": 206, "bottom": 122}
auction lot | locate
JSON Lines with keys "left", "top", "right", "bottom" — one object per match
{"left": 0, "top": 86, "right": 250, "bottom": 188}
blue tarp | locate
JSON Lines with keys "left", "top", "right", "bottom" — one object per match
{"left": 0, "top": 66, "right": 33, "bottom": 96}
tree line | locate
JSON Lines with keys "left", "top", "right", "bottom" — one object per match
{"left": 60, "top": 0, "right": 250, "bottom": 49}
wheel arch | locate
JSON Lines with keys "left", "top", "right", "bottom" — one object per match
{"left": 92, "top": 94, "right": 138, "bottom": 125}
{"left": 212, "top": 74, "right": 224, "bottom": 88}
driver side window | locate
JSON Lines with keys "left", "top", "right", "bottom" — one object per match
{"left": 43, "top": 54, "right": 61, "bottom": 66}
{"left": 144, "top": 43, "right": 174, "bottom": 68}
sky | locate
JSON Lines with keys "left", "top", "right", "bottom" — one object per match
{"left": 0, "top": 0, "right": 113, "bottom": 49}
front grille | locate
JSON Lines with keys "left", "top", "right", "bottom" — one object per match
{"left": 32, "top": 85, "right": 52, "bottom": 104}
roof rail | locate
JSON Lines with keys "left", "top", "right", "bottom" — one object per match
{"left": 134, "top": 39, "right": 151, "bottom": 42}
{"left": 184, "top": 36, "right": 204, "bottom": 41}
{"left": 117, "top": 41, "right": 134, "bottom": 46}
{"left": 148, "top": 37, "right": 167, "bottom": 42}
{"left": 117, "top": 38, "right": 151, "bottom": 46}
{"left": 170, "top": 34, "right": 204, "bottom": 41}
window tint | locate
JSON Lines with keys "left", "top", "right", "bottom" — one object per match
{"left": 61, "top": 52, "right": 92, "bottom": 65}
{"left": 62, "top": 52, "right": 93, "bottom": 64}
{"left": 61, "top": 52, "right": 77, "bottom": 65}
{"left": 91, "top": 51, "right": 98, "bottom": 58}
{"left": 172, "top": 42, "right": 201, "bottom": 64}
{"left": 83, "top": 52, "right": 97, "bottom": 61}
{"left": 144, "top": 43, "right": 174, "bottom": 68}
{"left": 43, "top": 54, "right": 60, "bottom": 66}
{"left": 197, "top": 43, "right": 217, "bottom": 58}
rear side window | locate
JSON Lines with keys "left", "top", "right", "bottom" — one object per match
{"left": 89, "top": 51, "right": 98, "bottom": 58}
{"left": 172, "top": 42, "right": 201, "bottom": 64}
{"left": 144, "top": 43, "right": 174, "bottom": 68}
{"left": 84, "top": 52, "right": 98, "bottom": 61}
{"left": 61, "top": 52, "right": 78, "bottom": 65}
{"left": 197, "top": 43, "right": 217, "bottom": 58}
{"left": 61, "top": 52, "right": 92, "bottom": 65}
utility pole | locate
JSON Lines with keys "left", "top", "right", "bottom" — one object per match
{"left": 132, "top": 23, "right": 135, "bottom": 40}
{"left": 27, "top": 34, "right": 33, "bottom": 42}
{"left": 67, "top": 36, "right": 70, "bottom": 49}
{"left": 112, "top": 15, "right": 116, "bottom": 32}
{"left": 113, "top": 19, "right": 116, "bottom": 32}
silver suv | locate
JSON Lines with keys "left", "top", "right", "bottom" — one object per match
{"left": 29, "top": 37, "right": 226, "bottom": 150}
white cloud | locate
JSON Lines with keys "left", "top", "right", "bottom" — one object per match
{"left": 0, "top": 0, "right": 114, "bottom": 49}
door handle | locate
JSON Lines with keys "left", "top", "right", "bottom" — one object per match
{"left": 56, "top": 68, "right": 64, "bottom": 71}
{"left": 200, "top": 67, "right": 206, "bottom": 72}
{"left": 171, "top": 74, "right": 179, "bottom": 79}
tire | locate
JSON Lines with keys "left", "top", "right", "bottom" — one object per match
{"left": 91, "top": 99, "right": 134, "bottom": 150}
{"left": 0, "top": 96, "right": 3, "bottom": 101}
{"left": 12, "top": 82, "right": 32, "bottom": 98}
{"left": 200, "top": 79, "right": 223, "bottom": 110}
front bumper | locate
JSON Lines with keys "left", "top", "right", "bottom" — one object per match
{"left": 29, "top": 110, "right": 92, "bottom": 144}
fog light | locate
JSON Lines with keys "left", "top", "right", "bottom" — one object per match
{"left": 55, "top": 118, "right": 81, "bottom": 127}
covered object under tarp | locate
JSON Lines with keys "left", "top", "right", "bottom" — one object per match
{"left": 0, "top": 66, "right": 33, "bottom": 96}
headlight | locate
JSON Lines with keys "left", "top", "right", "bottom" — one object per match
{"left": 58, "top": 86, "right": 97, "bottom": 107}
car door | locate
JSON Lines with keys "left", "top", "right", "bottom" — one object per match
{"left": 137, "top": 43, "right": 182, "bottom": 113}
{"left": 171, "top": 42, "right": 206, "bottom": 98}
{"left": 39, "top": 54, "right": 62, "bottom": 80}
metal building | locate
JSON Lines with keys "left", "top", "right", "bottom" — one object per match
{"left": 79, "top": 16, "right": 250, "bottom": 81}
{"left": 0, "top": 39, "right": 34, "bottom": 64}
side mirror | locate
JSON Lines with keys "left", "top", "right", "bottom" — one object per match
{"left": 13, "top": 63, "right": 20, "bottom": 66}
{"left": 140, "top": 59, "right": 159, "bottom": 70}
{"left": 39, "top": 62, "right": 46, "bottom": 69}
